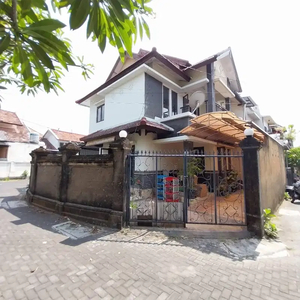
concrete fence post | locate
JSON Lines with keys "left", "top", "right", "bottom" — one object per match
{"left": 239, "top": 136, "right": 263, "bottom": 237}
{"left": 29, "top": 147, "right": 49, "bottom": 197}
{"left": 59, "top": 143, "right": 80, "bottom": 207}
{"left": 109, "top": 138, "right": 132, "bottom": 228}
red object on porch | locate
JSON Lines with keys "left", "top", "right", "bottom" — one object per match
{"left": 164, "top": 177, "right": 179, "bottom": 202}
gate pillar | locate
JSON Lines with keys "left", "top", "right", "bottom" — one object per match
{"left": 240, "top": 133, "right": 263, "bottom": 237}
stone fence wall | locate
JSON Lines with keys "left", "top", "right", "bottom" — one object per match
{"left": 258, "top": 136, "right": 286, "bottom": 213}
{"left": 27, "top": 140, "right": 131, "bottom": 228}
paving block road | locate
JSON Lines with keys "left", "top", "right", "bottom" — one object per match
{"left": 1, "top": 180, "right": 300, "bottom": 300}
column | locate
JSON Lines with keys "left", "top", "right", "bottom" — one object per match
{"left": 239, "top": 135, "right": 263, "bottom": 237}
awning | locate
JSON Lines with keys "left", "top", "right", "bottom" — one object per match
{"left": 180, "top": 111, "right": 265, "bottom": 145}
{"left": 81, "top": 117, "right": 174, "bottom": 143}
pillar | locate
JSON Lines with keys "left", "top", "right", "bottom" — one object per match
{"left": 29, "top": 147, "right": 49, "bottom": 196}
{"left": 59, "top": 143, "right": 80, "bottom": 206}
{"left": 239, "top": 135, "right": 263, "bottom": 237}
{"left": 206, "top": 63, "right": 216, "bottom": 112}
{"left": 109, "top": 138, "right": 132, "bottom": 227}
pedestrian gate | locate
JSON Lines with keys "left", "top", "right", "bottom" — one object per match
{"left": 126, "top": 151, "right": 246, "bottom": 226}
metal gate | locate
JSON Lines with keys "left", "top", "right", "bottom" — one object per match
{"left": 126, "top": 151, "right": 246, "bottom": 226}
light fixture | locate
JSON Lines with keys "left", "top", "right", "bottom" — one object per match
{"left": 244, "top": 127, "right": 254, "bottom": 137}
{"left": 119, "top": 130, "right": 128, "bottom": 139}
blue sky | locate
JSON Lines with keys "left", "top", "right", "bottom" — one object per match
{"left": 1, "top": 0, "right": 300, "bottom": 144}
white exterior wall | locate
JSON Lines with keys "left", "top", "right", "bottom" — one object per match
{"left": 231, "top": 101, "right": 245, "bottom": 119}
{"left": 44, "top": 131, "right": 60, "bottom": 149}
{"left": 89, "top": 73, "right": 145, "bottom": 134}
{"left": 7, "top": 142, "right": 40, "bottom": 162}
{"left": 129, "top": 131, "right": 184, "bottom": 172}
{"left": 0, "top": 142, "right": 40, "bottom": 178}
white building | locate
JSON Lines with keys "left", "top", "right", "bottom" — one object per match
{"left": 0, "top": 109, "right": 43, "bottom": 179}
{"left": 76, "top": 48, "right": 275, "bottom": 157}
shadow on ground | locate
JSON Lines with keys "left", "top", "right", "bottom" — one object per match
{"left": 0, "top": 180, "right": 287, "bottom": 262}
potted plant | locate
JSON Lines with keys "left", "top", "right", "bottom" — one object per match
{"left": 179, "top": 157, "right": 203, "bottom": 199}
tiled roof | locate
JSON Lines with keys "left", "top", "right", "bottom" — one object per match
{"left": 51, "top": 129, "right": 84, "bottom": 142}
{"left": 77, "top": 48, "right": 191, "bottom": 104}
{"left": 136, "top": 49, "right": 191, "bottom": 69}
{"left": 0, "top": 124, "right": 30, "bottom": 143}
{"left": 0, "top": 110, "right": 23, "bottom": 126}
{"left": 81, "top": 118, "right": 173, "bottom": 142}
{"left": 0, "top": 110, "right": 31, "bottom": 143}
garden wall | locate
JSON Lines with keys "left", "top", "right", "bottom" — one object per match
{"left": 27, "top": 141, "right": 131, "bottom": 228}
{"left": 259, "top": 136, "right": 286, "bottom": 213}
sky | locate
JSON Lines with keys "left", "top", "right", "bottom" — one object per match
{"left": 1, "top": 0, "right": 300, "bottom": 144}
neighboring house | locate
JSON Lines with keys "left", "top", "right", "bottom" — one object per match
{"left": 42, "top": 129, "right": 84, "bottom": 150}
{"left": 75, "top": 47, "right": 277, "bottom": 156}
{"left": 0, "top": 109, "right": 42, "bottom": 178}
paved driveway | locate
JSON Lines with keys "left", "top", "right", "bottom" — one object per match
{"left": 0, "top": 180, "right": 300, "bottom": 300}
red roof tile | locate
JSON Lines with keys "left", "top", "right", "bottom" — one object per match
{"left": 136, "top": 49, "right": 191, "bottom": 69}
{"left": 0, "top": 110, "right": 31, "bottom": 143}
{"left": 51, "top": 129, "right": 84, "bottom": 142}
{"left": 0, "top": 110, "right": 23, "bottom": 126}
{"left": 81, "top": 118, "right": 173, "bottom": 142}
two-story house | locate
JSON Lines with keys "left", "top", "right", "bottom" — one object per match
{"left": 77, "top": 47, "right": 254, "bottom": 158}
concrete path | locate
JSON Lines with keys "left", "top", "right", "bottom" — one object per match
{"left": 1, "top": 180, "right": 300, "bottom": 300}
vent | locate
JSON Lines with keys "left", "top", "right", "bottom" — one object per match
{"left": 29, "top": 133, "right": 39, "bottom": 144}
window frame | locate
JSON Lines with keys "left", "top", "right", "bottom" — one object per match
{"left": 96, "top": 104, "right": 105, "bottom": 123}
{"left": 162, "top": 86, "right": 178, "bottom": 118}
{"left": 0, "top": 145, "right": 8, "bottom": 161}
{"left": 163, "top": 86, "right": 170, "bottom": 118}
{"left": 171, "top": 91, "right": 178, "bottom": 116}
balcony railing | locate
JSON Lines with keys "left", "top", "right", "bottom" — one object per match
{"left": 180, "top": 101, "right": 227, "bottom": 115}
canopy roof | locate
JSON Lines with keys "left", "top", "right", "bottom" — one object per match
{"left": 180, "top": 111, "right": 265, "bottom": 145}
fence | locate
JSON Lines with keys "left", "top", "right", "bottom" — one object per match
{"left": 126, "top": 151, "right": 246, "bottom": 227}
{"left": 28, "top": 141, "right": 130, "bottom": 228}
{"left": 0, "top": 161, "right": 30, "bottom": 179}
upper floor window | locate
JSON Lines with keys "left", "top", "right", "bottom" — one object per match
{"left": 163, "top": 86, "right": 169, "bottom": 118}
{"left": 172, "top": 91, "right": 178, "bottom": 115}
{"left": 97, "top": 104, "right": 105, "bottom": 122}
{"left": 163, "top": 86, "right": 178, "bottom": 118}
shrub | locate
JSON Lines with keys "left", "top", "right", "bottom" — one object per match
{"left": 284, "top": 192, "right": 291, "bottom": 200}
{"left": 22, "top": 170, "right": 28, "bottom": 179}
{"left": 263, "top": 208, "right": 278, "bottom": 238}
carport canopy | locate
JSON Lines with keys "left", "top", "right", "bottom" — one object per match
{"left": 180, "top": 111, "right": 265, "bottom": 145}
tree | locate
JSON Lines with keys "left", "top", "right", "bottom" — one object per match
{"left": 286, "top": 147, "right": 300, "bottom": 170}
{"left": 283, "top": 124, "right": 296, "bottom": 146}
{"left": 0, "top": 0, "right": 153, "bottom": 95}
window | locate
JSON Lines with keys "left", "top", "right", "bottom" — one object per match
{"left": 0, "top": 146, "right": 8, "bottom": 161}
{"left": 172, "top": 91, "right": 178, "bottom": 115}
{"left": 96, "top": 104, "right": 105, "bottom": 122}
{"left": 163, "top": 86, "right": 169, "bottom": 118}
{"left": 162, "top": 86, "right": 178, "bottom": 118}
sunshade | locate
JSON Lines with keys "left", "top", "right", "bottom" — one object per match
{"left": 180, "top": 111, "right": 265, "bottom": 145}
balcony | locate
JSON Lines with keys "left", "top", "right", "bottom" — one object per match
{"left": 161, "top": 102, "right": 228, "bottom": 136}
{"left": 180, "top": 101, "right": 227, "bottom": 115}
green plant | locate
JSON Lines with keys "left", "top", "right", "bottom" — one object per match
{"left": 263, "top": 208, "right": 278, "bottom": 238}
{"left": 22, "top": 170, "right": 28, "bottom": 179}
{"left": 219, "top": 170, "right": 239, "bottom": 196}
{"left": 130, "top": 201, "right": 138, "bottom": 209}
{"left": 0, "top": 0, "right": 153, "bottom": 95}
{"left": 284, "top": 192, "right": 291, "bottom": 200}
{"left": 4, "top": 176, "right": 9, "bottom": 181}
